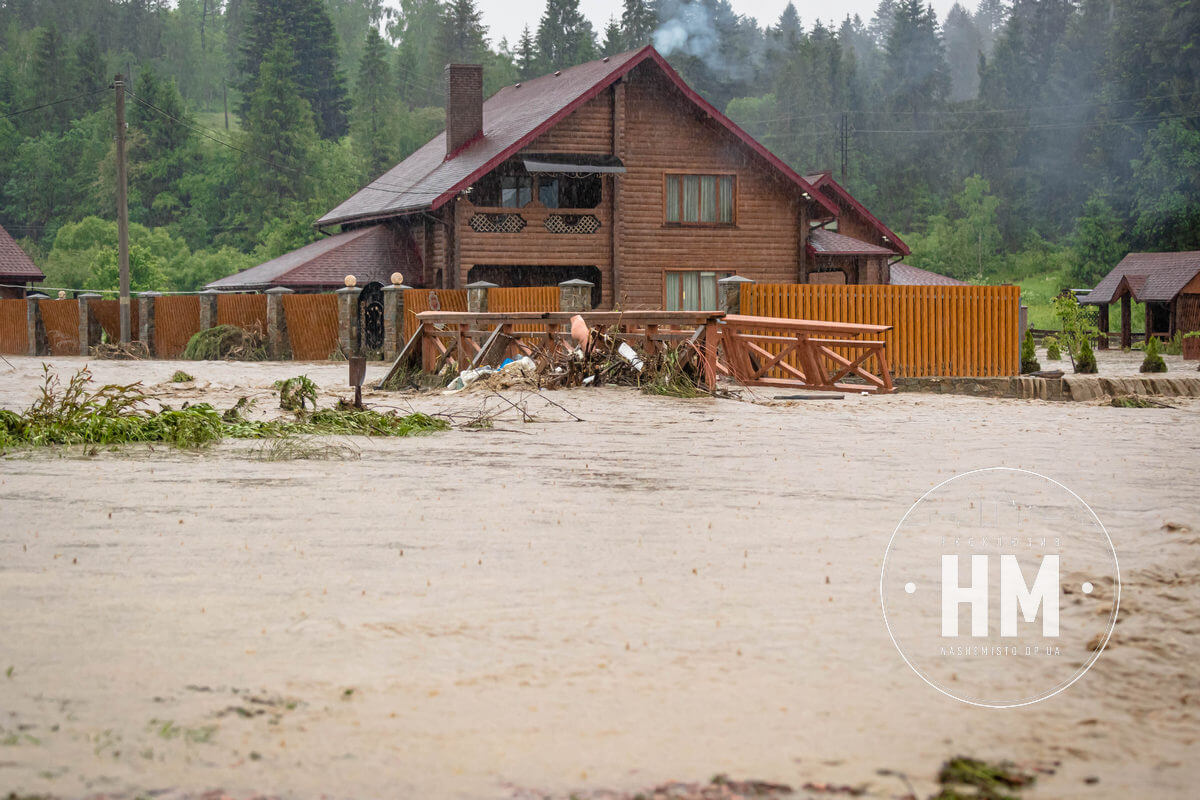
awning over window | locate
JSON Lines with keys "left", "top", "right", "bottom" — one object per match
{"left": 522, "top": 154, "right": 626, "bottom": 174}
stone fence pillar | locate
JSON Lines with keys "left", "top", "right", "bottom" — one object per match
{"left": 77, "top": 293, "right": 102, "bottom": 355}
{"left": 381, "top": 281, "right": 412, "bottom": 361}
{"left": 199, "top": 289, "right": 219, "bottom": 330}
{"left": 336, "top": 285, "right": 362, "bottom": 358}
{"left": 265, "top": 286, "right": 293, "bottom": 360}
{"left": 466, "top": 280, "right": 496, "bottom": 313}
{"left": 717, "top": 275, "right": 754, "bottom": 315}
{"left": 139, "top": 292, "right": 160, "bottom": 356}
{"left": 558, "top": 279, "right": 593, "bottom": 313}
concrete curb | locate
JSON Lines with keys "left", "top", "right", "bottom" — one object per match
{"left": 895, "top": 374, "right": 1200, "bottom": 401}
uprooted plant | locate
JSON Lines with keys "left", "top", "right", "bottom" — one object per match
{"left": 0, "top": 365, "right": 448, "bottom": 452}
{"left": 182, "top": 324, "right": 267, "bottom": 361}
{"left": 274, "top": 375, "right": 319, "bottom": 411}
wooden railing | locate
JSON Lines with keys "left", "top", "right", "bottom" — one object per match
{"left": 384, "top": 310, "right": 895, "bottom": 394}
{"left": 718, "top": 314, "right": 894, "bottom": 393}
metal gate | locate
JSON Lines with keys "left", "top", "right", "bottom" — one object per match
{"left": 358, "top": 282, "right": 385, "bottom": 352}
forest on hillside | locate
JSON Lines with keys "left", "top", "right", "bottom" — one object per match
{"left": 0, "top": 0, "right": 1197, "bottom": 295}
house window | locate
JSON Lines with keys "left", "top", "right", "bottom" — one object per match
{"left": 664, "top": 270, "right": 730, "bottom": 311}
{"left": 664, "top": 173, "right": 735, "bottom": 225}
{"left": 472, "top": 172, "right": 533, "bottom": 208}
{"left": 538, "top": 173, "right": 602, "bottom": 209}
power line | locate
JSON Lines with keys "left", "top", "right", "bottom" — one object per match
{"left": 1, "top": 87, "right": 109, "bottom": 120}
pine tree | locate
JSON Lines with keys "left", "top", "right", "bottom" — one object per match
{"left": 352, "top": 26, "right": 400, "bottom": 181}
{"left": 620, "top": 0, "right": 657, "bottom": 48}
{"left": 440, "top": 0, "right": 487, "bottom": 65}
{"left": 236, "top": 0, "right": 349, "bottom": 140}
{"left": 884, "top": 0, "right": 950, "bottom": 112}
{"left": 536, "top": 0, "right": 596, "bottom": 71}
{"left": 238, "top": 41, "right": 316, "bottom": 215}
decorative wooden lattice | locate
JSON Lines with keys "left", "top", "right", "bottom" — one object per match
{"left": 544, "top": 214, "right": 601, "bottom": 234}
{"left": 469, "top": 213, "right": 527, "bottom": 233}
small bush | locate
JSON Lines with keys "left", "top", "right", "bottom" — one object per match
{"left": 170, "top": 370, "right": 194, "bottom": 383}
{"left": 1140, "top": 337, "right": 1167, "bottom": 373}
{"left": 1020, "top": 330, "right": 1040, "bottom": 374}
{"left": 182, "top": 325, "right": 266, "bottom": 361}
{"left": 1044, "top": 336, "right": 1062, "bottom": 360}
{"left": 1076, "top": 337, "right": 1098, "bottom": 373}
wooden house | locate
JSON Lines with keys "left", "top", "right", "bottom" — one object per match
{"left": 220, "top": 46, "right": 911, "bottom": 308}
{"left": 0, "top": 224, "right": 44, "bottom": 299}
{"left": 1082, "top": 251, "right": 1200, "bottom": 347}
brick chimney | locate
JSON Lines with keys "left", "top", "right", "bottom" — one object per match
{"left": 444, "top": 63, "right": 483, "bottom": 158}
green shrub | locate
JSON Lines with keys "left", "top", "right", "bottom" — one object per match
{"left": 1020, "top": 330, "right": 1040, "bottom": 373}
{"left": 1140, "top": 337, "right": 1167, "bottom": 373}
{"left": 273, "top": 375, "right": 319, "bottom": 412}
{"left": 1044, "top": 335, "right": 1062, "bottom": 360}
{"left": 1076, "top": 337, "right": 1098, "bottom": 373}
{"left": 170, "top": 370, "right": 194, "bottom": 383}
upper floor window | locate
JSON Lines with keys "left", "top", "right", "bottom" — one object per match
{"left": 472, "top": 172, "right": 532, "bottom": 207}
{"left": 539, "top": 173, "right": 602, "bottom": 209}
{"left": 665, "top": 173, "right": 735, "bottom": 226}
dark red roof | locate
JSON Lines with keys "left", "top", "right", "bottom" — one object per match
{"left": 807, "top": 228, "right": 895, "bottom": 256}
{"left": 1081, "top": 251, "right": 1200, "bottom": 304}
{"left": 889, "top": 262, "right": 967, "bottom": 286}
{"left": 318, "top": 46, "right": 838, "bottom": 228}
{"left": 207, "top": 225, "right": 419, "bottom": 291}
{"left": 805, "top": 172, "right": 909, "bottom": 256}
{"left": 0, "top": 224, "right": 44, "bottom": 281}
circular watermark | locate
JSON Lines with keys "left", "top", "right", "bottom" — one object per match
{"left": 880, "top": 468, "right": 1120, "bottom": 708}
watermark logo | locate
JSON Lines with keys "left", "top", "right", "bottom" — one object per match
{"left": 880, "top": 468, "right": 1120, "bottom": 708}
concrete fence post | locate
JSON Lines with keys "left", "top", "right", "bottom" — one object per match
{"left": 336, "top": 286, "right": 362, "bottom": 357}
{"left": 77, "top": 293, "right": 102, "bottom": 355}
{"left": 199, "top": 289, "right": 219, "bottom": 330}
{"left": 465, "top": 280, "right": 497, "bottom": 313}
{"left": 717, "top": 275, "right": 754, "bottom": 315}
{"left": 25, "top": 295, "right": 46, "bottom": 356}
{"left": 265, "top": 286, "right": 294, "bottom": 360}
{"left": 558, "top": 279, "right": 594, "bottom": 313}
{"left": 381, "top": 281, "right": 412, "bottom": 361}
{"left": 139, "top": 292, "right": 160, "bottom": 356}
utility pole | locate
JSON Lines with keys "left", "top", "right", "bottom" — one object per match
{"left": 839, "top": 111, "right": 849, "bottom": 182}
{"left": 114, "top": 73, "right": 131, "bottom": 344}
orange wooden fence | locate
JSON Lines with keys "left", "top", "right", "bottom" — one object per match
{"left": 741, "top": 284, "right": 1020, "bottom": 377}
{"left": 283, "top": 293, "right": 339, "bottom": 360}
{"left": 403, "top": 289, "right": 467, "bottom": 342}
{"left": 217, "top": 293, "right": 267, "bottom": 333}
{"left": 91, "top": 298, "right": 140, "bottom": 344}
{"left": 40, "top": 299, "right": 80, "bottom": 356}
{"left": 156, "top": 295, "right": 202, "bottom": 358}
{"left": 0, "top": 299, "right": 27, "bottom": 354}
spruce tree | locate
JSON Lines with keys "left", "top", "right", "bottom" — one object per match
{"left": 239, "top": 41, "right": 316, "bottom": 215}
{"left": 515, "top": 25, "right": 536, "bottom": 79}
{"left": 536, "top": 0, "right": 596, "bottom": 71}
{"left": 237, "top": 0, "right": 349, "bottom": 140}
{"left": 129, "top": 66, "right": 196, "bottom": 227}
{"left": 601, "top": 17, "right": 623, "bottom": 56}
{"left": 352, "top": 27, "right": 400, "bottom": 181}
{"left": 440, "top": 0, "right": 487, "bottom": 65}
{"left": 620, "top": 0, "right": 657, "bottom": 48}
{"left": 31, "top": 24, "right": 68, "bottom": 130}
